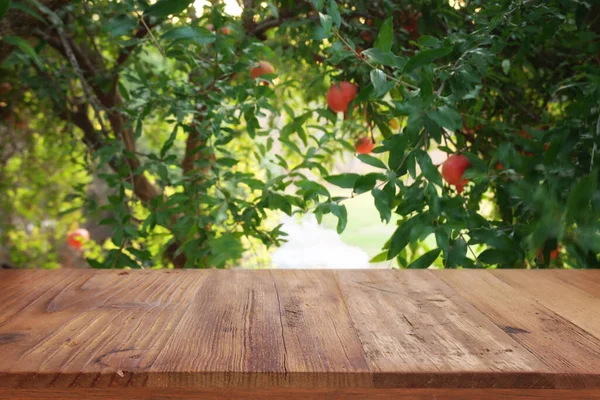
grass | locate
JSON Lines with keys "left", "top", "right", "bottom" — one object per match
{"left": 321, "top": 189, "right": 398, "bottom": 261}
{"left": 320, "top": 188, "right": 440, "bottom": 268}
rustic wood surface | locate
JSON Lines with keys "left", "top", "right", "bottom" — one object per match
{"left": 0, "top": 269, "right": 599, "bottom": 399}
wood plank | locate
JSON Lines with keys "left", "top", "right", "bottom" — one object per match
{"left": 335, "top": 270, "right": 551, "bottom": 388}
{"left": 437, "top": 270, "right": 600, "bottom": 387}
{"left": 146, "top": 269, "right": 289, "bottom": 388}
{"left": 269, "top": 270, "right": 371, "bottom": 387}
{"left": 0, "top": 270, "right": 369, "bottom": 389}
{"left": 1, "top": 269, "right": 600, "bottom": 393}
{"left": 0, "top": 269, "right": 208, "bottom": 388}
{"left": 0, "top": 270, "right": 82, "bottom": 327}
{"left": 522, "top": 270, "right": 600, "bottom": 299}
{"left": 2, "top": 388, "right": 600, "bottom": 400}
{"left": 491, "top": 270, "right": 600, "bottom": 339}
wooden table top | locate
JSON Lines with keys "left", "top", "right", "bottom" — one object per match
{"left": 0, "top": 269, "right": 599, "bottom": 397}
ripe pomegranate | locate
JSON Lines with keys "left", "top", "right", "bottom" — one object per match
{"left": 517, "top": 129, "right": 532, "bottom": 139}
{"left": 537, "top": 246, "right": 560, "bottom": 262}
{"left": 461, "top": 124, "right": 482, "bottom": 136}
{"left": 405, "top": 20, "right": 419, "bottom": 35}
{"left": 359, "top": 30, "right": 374, "bottom": 42}
{"left": 400, "top": 10, "right": 421, "bottom": 39}
{"left": 250, "top": 61, "right": 275, "bottom": 79}
{"left": 344, "top": 45, "right": 366, "bottom": 60}
{"left": 0, "top": 83, "right": 12, "bottom": 96}
{"left": 67, "top": 228, "right": 90, "bottom": 250}
{"left": 544, "top": 142, "right": 551, "bottom": 152}
{"left": 442, "top": 154, "right": 471, "bottom": 194}
{"left": 206, "top": 24, "right": 229, "bottom": 34}
{"left": 355, "top": 137, "right": 374, "bottom": 154}
{"left": 326, "top": 81, "right": 358, "bottom": 114}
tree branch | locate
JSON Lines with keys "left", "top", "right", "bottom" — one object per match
{"left": 251, "top": 10, "right": 312, "bottom": 39}
{"left": 66, "top": 103, "right": 103, "bottom": 150}
{"left": 0, "top": 0, "right": 66, "bottom": 62}
{"left": 115, "top": 16, "right": 157, "bottom": 68}
{"left": 182, "top": 106, "right": 211, "bottom": 175}
{"left": 36, "top": 15, "right": 160, "bottom": 205}
{"left": 34, "top": 29, "right": 99, "bottom": 77}
{"left": 63, "top": 104, "right": 185, "bottom": 267}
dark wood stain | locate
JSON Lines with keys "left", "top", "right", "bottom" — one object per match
{"left": 503, "top": 326, "right": 531, "bottom": 334}
{"left": 0, "top": 333, "right": 27, "bottom": 345}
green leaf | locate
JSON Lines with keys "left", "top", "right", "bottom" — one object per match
{"left": 361, "top": 48, "right": 406, "bottom": 68}
{"left": 423, "top": 115, "right": 442, "bottom": 142}
{"left": 207, "top": 233, "right": 244, "bottom": 268}
{"left": 420, "top": 66, "right": 434, "bottom": 104}
{"left": 266, "top": 1, "right": 279, "bottom": 18}
{"left": 418, "top": 35, "right": 440, "bottom": 47}
{"left": 370, "top": 69, "right": 395, "bottom": 97}
{"left": 370, "top": 251, "right": 388, "bottom": 263}
{"left": 370, "top": 69, "right": 386, "bottom": 97}
{"left": 566, "top": 170, "right": 598, "bottom": 223}
{"left": 9, "top": 2, "right": 45, "bottom": 23}
{"left": 501, "top": 59, "right": 511, "bottom": 75}
{"left": 329, "top": 203, "right": 347, "bottom": 233}
{"left": 446, "top": 237, "right": 467, "bottom": 268}
{"left": 354, "top": 173, "right": 381, "bottom": 194}
{"left": 387, "top": 217, "right": 417, "bottom": 259}
{"left": 478, "top": 248, "right": 507, "bottom": 265}
{"left": 435, "top": 227, "right": 449, "bottom": 255}
{"left": 105, "top": 15, "right": 137, "bottom": 37}
{"left": 357, "top": 154, "right": 387, "bottom": 169}
{"left": 2, "top": 36, "right": 43, "bottom": 69}
{"left": 415, "top": 149, "right": 442, "bottom": 186}
{"left": 297, "top": 180, "right": 330, "bottom": 200}
{"left": 325, "top": 173, "right": 360, "bottom": 189}
{"left": 426, "top": 182, "right": 441, "bottom": 216}
{"left": 407, "top": 248, "right": 441, "bottom": 269}
{"left": 161, "top": 26, "right": 215, "bottom": 45}
{"left": 160, "top": 125, "right": 178, "bottom": 157}
{"left": 86, "top": 258, "right": 105, "bottom": 269}
{"left": 319, "top": 12, "right": 332, "bottom": 36}
{"left": 428, "top": 105, "right": 462, "bottom": 131}
{"left": 404, "top": 47, "right": 452, "bottom": 73}
{"left": 372, "top": 181, "right": 395, "bottom": 223}
{"left": 217, "top": 157, "right": 238, "bottom": 167}
{"left": 127, "top": 247, "right": 152, "bottom": 261}
{"left": 310, "top": 0, "right": 324, "bottom": 11}
{"left": 385, "top": 134, "right": 408, "bottom": 171}
{"left": 0, "top": 0, "right": 9, "bottom": 19}
{"left": 145, "top": 0, "right": 193, "bottom": 17}
{"left": 375, "top": 17, "right": 393, "bottom": 52}
{"left": 327, "top": 0, "right": 341, "bottom": 28}
{"left": 268, "top": 193, "right": 292, "bottom": 215}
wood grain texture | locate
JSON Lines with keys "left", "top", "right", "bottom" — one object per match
{"left": 542, "top": 270, "right": 600, "bottom": 298}
{"left": 2, "top": 388, "right": 600, "bottom": 400}
{"left": 437, "top": 270, "right": 600, "bottom": 388}
{"left": 335, "top": 270, "right": 550, "bottom": 388}
{"left": 491, "top": 270, "right": 600, "bottom": 337}
{"left": 0, "top": 269, "right": 599, "bottom": 396}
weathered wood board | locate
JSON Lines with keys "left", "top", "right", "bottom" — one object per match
{"left": 0, "top": 269, "right": 599, "bottom": 399}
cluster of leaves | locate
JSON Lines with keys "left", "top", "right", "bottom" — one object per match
{"left": 0, "top": 0, "right": 349, "bottom": 268}
{"left": 315, "top": 0, "right": 600, "bottom": 269}
{"left": 1, "top": 0, "right": 598, "bottom": 269}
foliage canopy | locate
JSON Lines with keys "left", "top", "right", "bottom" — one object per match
{"left": 1, "top": 0, "right": 599, "bottom": 269}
